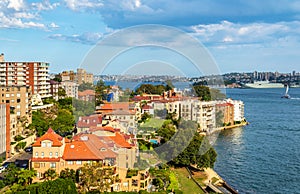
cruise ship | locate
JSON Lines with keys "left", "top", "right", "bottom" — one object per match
{"left": 242, "top": 81, "right": 284, "bottom": 88}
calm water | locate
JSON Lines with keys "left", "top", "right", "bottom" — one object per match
{"left": 214, "top": 88, "right": 300, "bottom": 194}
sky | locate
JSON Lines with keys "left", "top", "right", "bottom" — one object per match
{"left": 1, "top": 0, "right": 300, "bottom": 76}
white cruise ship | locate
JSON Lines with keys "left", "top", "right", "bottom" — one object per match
{"left": 243, "top": 81, "right": 284, "bottom": 88}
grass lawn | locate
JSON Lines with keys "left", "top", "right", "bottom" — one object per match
{"left": 140, "top": 118, "right": 165, "bottom": 129}
{"left": 173, "top": 168, "right": 205, "bottom": 194}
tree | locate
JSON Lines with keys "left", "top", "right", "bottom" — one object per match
{"left": 3, "top": 164, "right": 19, "bottom": 185}
{"left": 50, "top": 109, "right": 75, "bottom": 135}
{"left": 60, "top": 168, "right": 77, "bottom": 182}
{"left": 78, "top": 162, "right": 116, "bottom": 193}
{"left": 193, "top": 85, "right": 211, "bottom": 101}
{"left": 95, "top": 80, "right": 109, "bottom": 105}
{"left": 165, "top": 80, "right": 174, "bottom": 91}
{"left": 17, "top": 169, "right": 37, "bottom": 186}
{"left": 78, "top": 82, "right": 94, "bottom": 91}
{"left": 58, "top": 87, "right": 67, "bottom": 98}
{"left": 15, "top": 142, "right": 26, "bottom": 152}
{"left": 44, "top": 169, "right": 57, "bottom": 180}
{"left": 157, "top": 120, "right": 176, "bottom": 143}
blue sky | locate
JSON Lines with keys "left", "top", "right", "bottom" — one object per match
{"left": 1, "top": 0, "right": 300, "bottom": 76}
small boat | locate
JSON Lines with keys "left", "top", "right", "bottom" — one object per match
{"left": 281, "top": 85, "right": 291, "bottom": 99}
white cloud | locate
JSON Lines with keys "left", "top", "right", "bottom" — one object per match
{"left": 64, "top": 0, "right": 103, "bottom": 11}
{"left": 7, "top": 0, "right": 25, "bottom": 11}
{"left": 31, "top": 1, "right": 60, "bottom": 11}
{"left": 49, "top": 22, "right": 59, "bottom": 28}
{"left": 49, "top": 32, "right": 103, "bottom": 44}
{"left": 189, "top": 21, "right": 300, "bottom": 47}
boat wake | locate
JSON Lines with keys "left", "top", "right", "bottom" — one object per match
{"left": 290, "top": 97, "right": 300, "bottom": 100}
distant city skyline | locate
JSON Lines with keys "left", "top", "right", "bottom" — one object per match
{"left": 1, "top": 1, "right": 300, "bottom": 75}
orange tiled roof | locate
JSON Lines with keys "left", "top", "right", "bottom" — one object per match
{"left": 32, "top": 128, "right": 63, "bottom": 147}
{"left": 99, "top": 133, "right": 132, "bottom": 148}
{"left": 89, "top": 126, "right": 115, "bottom": 133}
{"left": 78, "top": 89, "right": 95, "bottom": 96}
{"left": 216, "top": 102, "right": 234, "bottom": 107}
{"left": 63, "top": 134, "right": 117, "bottom": 160}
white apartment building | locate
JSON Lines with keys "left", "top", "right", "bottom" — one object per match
{"left": 226, "top": 99, "right": 245, "bottom": 122}
{"left": 61, "top": 81, "right": 78, "bottom": 98}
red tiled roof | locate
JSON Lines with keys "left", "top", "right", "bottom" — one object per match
{"left": 63, "top": 134, "right": 116, "bottom": 160}
{"left": 32, "top": 128, "right": 63, "bottom": 147}
{"left": 78, "top": 90, "right": 95, "bottom": 96}
{"left": 77, "top": 114, "right": 102, "bottom": 128}
{"left": 32, "top": 157, "right": 61, "bottom": 162}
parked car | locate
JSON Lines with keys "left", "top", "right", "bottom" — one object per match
{"left": 24, "top": 146, "right": 33, "bottom": 153}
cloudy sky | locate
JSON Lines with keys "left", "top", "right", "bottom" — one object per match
{"left": 1, "top": 0, "right": 300, "bottom": 76}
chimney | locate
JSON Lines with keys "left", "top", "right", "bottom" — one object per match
{"left": 0, "top": 53, "right": 4, "bottom": 62}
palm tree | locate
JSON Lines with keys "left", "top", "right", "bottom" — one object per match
{"left": 44, "top": 168, "right": 57, "bottom": 180}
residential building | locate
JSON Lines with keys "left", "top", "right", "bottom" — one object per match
{"left": 0, "top": 58, "right": 51, "bottom": 98}
{"left": 76, "top": 114, "right": 102, "bottom": 133}
{"left": 226, "top": 99, "right": 245, "bottom": 122}
{"left": 61, "top": 81, "right": 78, "bottom": 98}
{"left": 50, "top": 80, "right": 61, "bottom": 100}
{"left": 215, "top": 102, "right": 234, "bottom": 126}
{"left": 0, "top": 86, "right": 32, "bottom": 123}
{"left": 76, "top": 68, "right": 93, "bottom": 85}
{"left": 31, "top": 128, "right": 149, "bottom": 192}
{"left": 78, "top": 89, "right": 95, "bottom": 102}
{"left": 60, "top": 69, "right": 93, "bottom": 85}
{"left": 61, "top": 70, "right": 75, "bottom": 82}
{"left": 0, "top": 103, "right": 10, "bottom": 159}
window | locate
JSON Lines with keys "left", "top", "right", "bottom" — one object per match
{"left": 50, "top": 163, "right": 56, "bottom": 168}
{"left": 49, "top": 152, "right": 52, "bottom": 157}
{"left": 17, "top": 99, "right": 20, "bottom": 103}
{"left": 67, "top": 161, "right": 73, "bottom": 165}
{"left": 35, "top": 152, "right": 38, "bottom": 157}
{"left": 41, "top": 152, "right": 44, "bottom": 157}
{"left": 76, "top": 161, "right": 82, "bottom": 165}
{"left": 55, "top": 152, "right": 58, "bottom": 157}
{"left": 41, "top": 142, "right": 46, "bottom": 147}
{"left": 47, "top": 142, "right": 52, "bottom": 147}
{"left": 34, "top": 163, "right": 40, "bottom": 168}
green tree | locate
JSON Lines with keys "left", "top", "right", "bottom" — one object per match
{"left": 78, "top": 82, "right": 94, "bottom": 91}
{"left": 78, "top": 162, "right": 116, "bottom": 193}
{"left": 59, "top": 168, "right": 77, "bottom": 182}
{"left": 58, "top": 87, "right": 66, "bottom": 98}
{"left": 95, "top": 80, "right": 109, "bottom": 105}
{"left": 3, "top": 164, "right": 20, "bottom": 185}
{"left": 17, "top": 169, "right": 37, "bottom": 186}
{"left": 50, "top": 109, "right": 75, "bottom": 134}
{"left": 157, "top": 120, "right": 176, "bottom": 143}
{"left": 193, "top": 85, "right": 211, "bottom": 101}
{"left": 44, "top": 169, "right": 57, "bottom": 180}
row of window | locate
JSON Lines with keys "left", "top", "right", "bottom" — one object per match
{"left": 35, "top": 151, "right": 58, "bottom": 157}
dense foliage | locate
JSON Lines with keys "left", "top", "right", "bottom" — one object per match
{"left": 78, "top": 82, "right": 94, "bottom": 91}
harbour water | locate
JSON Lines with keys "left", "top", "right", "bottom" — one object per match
{"left": 214, "top": 88, "right": 300, "bottom": 194}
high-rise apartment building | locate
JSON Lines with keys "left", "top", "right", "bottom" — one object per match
{"left": 0, "top": 103, "right": 10, "bottom": 159}
{"left": 0, "top": 86, "right": 32, "bottom": 123}
{"left": 0, "top": 56, "right": 51, "bottom": 98}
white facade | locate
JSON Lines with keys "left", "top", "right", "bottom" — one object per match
{"left": 226, "top": 99, "right": 245, "bottom": 122}
{"left": 61, "top": 81, "right": 78, "bottom": 98}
